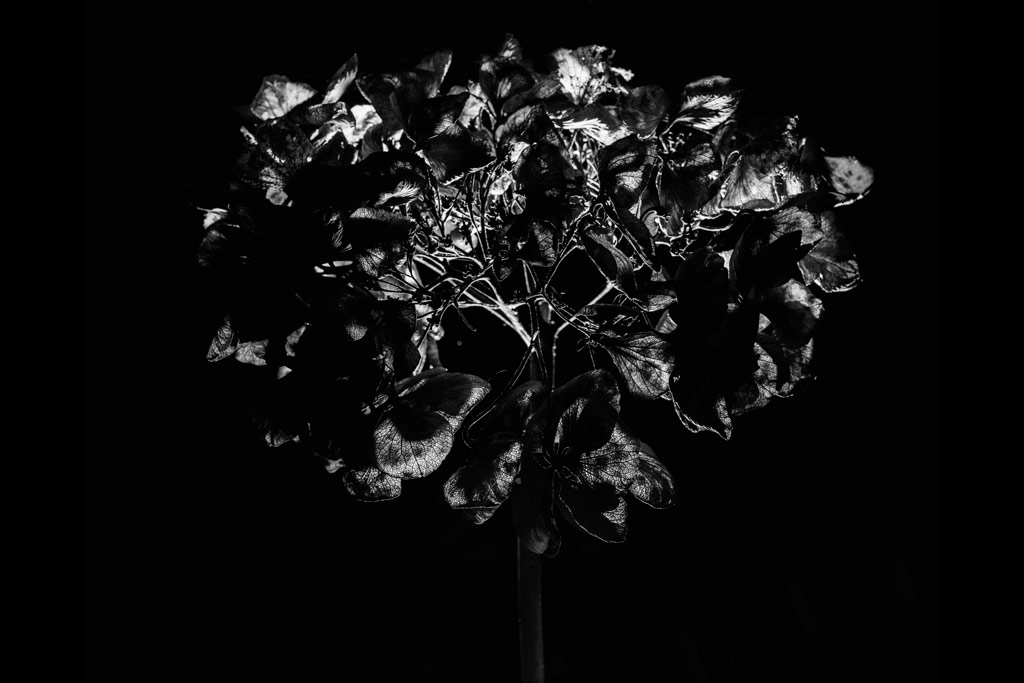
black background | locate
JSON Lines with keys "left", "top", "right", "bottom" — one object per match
{"left": 84, "top": 2, "right": 941, "bottom": 680}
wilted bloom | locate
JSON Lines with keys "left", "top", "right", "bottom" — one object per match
{"left": 445, "top": 370, "right": 675, "bottom": 556}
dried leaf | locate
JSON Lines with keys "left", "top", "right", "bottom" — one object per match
{"left": 769, "top": 196, "right": 861, "bottom": 293}
{"left": 414, "top": 48, "right": 453, "bottom": 98}
{"left": 252, "top": 373, "right": 309, "bottom": 448}
{"left": 549, "top": 369, "right": 622, "bottom": 416}
{"left": 582, "top": 233, "right": 635, "bottom": 292}
{"left": 525, "top": 370, "right": 620, "bottom": 461}
{"left": 512, "top": 214, "right": 559, "bottom": 267}
{"left": 757, "top": 332, "right": 815, "bottom": 399}
{"left": 514, "top": 141, "right": 576, "bottom": 214}
{"left": 556, "top": 472, "right": 628, "bottom": 543}
{"left": 443, "top": 433, "right": 523, "bottom": 517}
{"left": 639, "top": 287, "right": 675, "bottom": 313}
{"left": 202, "top": 208, "right": 227, "bottom": 229}
{"left": 670, "top": 379, "right": 732, "bottom": 439}
{"left": 629, "top": 442, "right": 675, "bottom": 509}
{"left": 654, "top": 309, "right": 677, "bottom": 334}
{"left": 343, "top": 104, "right": 382, "bottom": 145}
{"left": 729, "top": 330, "right": 815, "bottom": 416}
{"left": 284, "top": 324, "right": 306, "bottom": 357}
{"left": 206, "top": 315, "right": 268, "bottom": 366}
{"left": 471, "top": 380, "right": 548, "bottom": 442}
{"left": 554, "top": 103, "right": 629, "bottom": 146}
{"left": 730, "top": 219, "right": 807, "bottom": 299}
{"left": 726, "top": 372, "right": 771, "bottom": 417}
{"left": 515, "top": 370, "right": 676, "bottom": 549}
{"left": 554, "top": 398, "right": 620, "bottom": 459}
{"left": 308, "top": 118, "right": 354, "bottom": 158}
{"left": 419, "top": 122, "right": 495, "bottom": 184}
{"left": 501, "top": 75, "right": 562, "bottom": 116}
{"left": 289, "top": 101, "right": 349, "bottom": 128}
{"left": 552, "top": 45, "right": 622, "bottom": 105}
{"left": 670, "top": 76, "right": 741, "bottom": 132}
{"left": 343, "top": 208, "right": 414, "bottom": 277}
{"left": 596, "top": 333, "right": 674, "bottom": 400}
{"left": 355, "top": 72, "right": 412, "bottom": 139}
{"left": 758, "top": 279, "right": 823, "bottom": 348}
{"left": 456, "top": 82, "right": 490, "bottom": 128}
{"left": 374, "top": 372, "right": 490, "bottom": 479}
{"left": 408, "top": 92, "right": 471, "bottom": 145}
{"left": 701, "top": 117, "right": 822, "bottom": 217}
{"left": 250, "top": 75, "right": 317, "bottom": 121}
{"left": 341, "top": 466, "right": 403, "bottom": 502}
{"left": 598, "top": 135, "right": 660, "bottom": 209}
{"left": 496, "top": 105, "right": 562, "bottom": 156}
{"left": 236, "top": 118, "right": 314, "bottom": 199}
{"left": 659, "top": 138, "right": 721, "bottom": 226}
{"left": 323, "top": 54, "right": 359, "bottom": 104}
{"left": 613, "top": 208, "right": 656, "bottom": 269}
{"left": 234, "top": 339, "right": 269, "bottom": 366}
{"left": 362, "top": 151, "right": 433, "bottom": 207}
{"left": 207, "top": 315, "right": 238, "bottom": 362}
{"left": 498, "top": 33, "right": 524, "bottom": 61}
{"left": 360, "top": 123, "right": 385, "bottom": 158}
{"left": 826, "top": 155, "right": 874, "bottom": 198}
{"left": 479, "top": 58, "right": 535, "bottom": 112}
{"left": 620, "top": 85, "right": 669, "bottom": 138}
{"left": 554, "top": 422, "right": 673, "bottom": 541}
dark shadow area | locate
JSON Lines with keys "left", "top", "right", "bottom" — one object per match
{"left": 84, "top": 2, "right": 940, "bottom": 680}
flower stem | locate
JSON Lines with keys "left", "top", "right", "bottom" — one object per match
{"left": 516, "top": 348, "right": 546, "bottom": 683}
{"left": 517, "top": 510, "right": 545, "bottom": 683}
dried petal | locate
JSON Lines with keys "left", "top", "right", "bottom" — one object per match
{"left": 374, "top": 372, "right": 490, "bottom": 479}
{"left": 620, "top": 85, "right": 669, "bottom": 138}
{"left": 596, "top": 333, "right": 674, "bottom": 401}
{"left": 322, "top": 54, "right": 359, "bottom": 104}
{"left": 670, "top": 76, "right": 741, "bottom": 132}
{"left": 826, "top": 155, "right": 874, "bottom": 198}
{"left": 443, "top": 433, "right": 523, "bottom": 516}
{"left": 598, "top": 135, "right": 660, "bottom": 209}
{"left": 582, "top": 233, "right": 635, "bottom": 293}
{"left": 250, "top": 75, "right": 317, "bottom": 121}
{"left": 341, "top": 466, "right": 403, "bottom": 502}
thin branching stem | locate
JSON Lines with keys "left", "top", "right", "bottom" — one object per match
{"left": 551, "top": 280, "right": 615, "bottom": 387}
{"left": 460, "top": 288, "right": 531, "bottom": 345}
{"left": 413, "top": 246, "right": 530, "bottom": 345}
{"left": 479, "top": 169, "right": 495, "bottom": 257}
